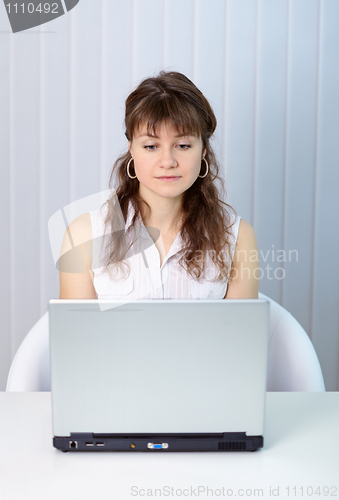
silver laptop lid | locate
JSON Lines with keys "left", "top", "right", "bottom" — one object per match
{"left": 49, "top": 299, "right": 269, "bottom": 437}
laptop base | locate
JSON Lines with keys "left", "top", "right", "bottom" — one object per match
{"left": 54, "top": 432, "right": 263, "bottom": 452}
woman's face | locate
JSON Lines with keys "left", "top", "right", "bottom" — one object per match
{"left": 129, "top": 121, "right": 206, "bottom": 204}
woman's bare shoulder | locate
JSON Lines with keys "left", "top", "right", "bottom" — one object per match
{"left": 236, "top": 219, "right": 256, "bottom": 247}
{"left": 60, "top": 213, "right": 93, "bottom": 259}
{"left": 59, "top": 213, "right": 97, "bottom": 299}
{"left": 225, "top": 218, "right": 259, "bottom": 299}
{"left": 65, "top": 212, "right": 93, "bottom": 245}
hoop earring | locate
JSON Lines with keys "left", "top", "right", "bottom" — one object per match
{"left": 198, "top": 157, "right": 209, "bottom": 178}
{"left": 127, "top": 158, "right": 137, "bottom": 179}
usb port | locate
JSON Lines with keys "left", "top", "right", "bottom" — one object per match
{"left": 85, "top": 442, "right": 94, "bottom": 447}
{"left": 96, "top": 442, "right": 105, "bottom": 447}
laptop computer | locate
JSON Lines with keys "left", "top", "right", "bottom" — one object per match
{"left": 49, "top": 299, "right": 269, "bottom": 452}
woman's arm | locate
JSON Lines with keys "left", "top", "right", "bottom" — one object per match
{"left": 225, "top": 219, "right": 259, "bottom": 299}
{"left": 59, "top": 213, "right": 97, "bottom": 299}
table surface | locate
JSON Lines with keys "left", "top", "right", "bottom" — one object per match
{"left": 0, "top": 392, "right": 338, "bottom": 500}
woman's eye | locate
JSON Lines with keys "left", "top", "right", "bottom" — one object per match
{"left": 143, "top": 144, "right": 190, "bottom": 150}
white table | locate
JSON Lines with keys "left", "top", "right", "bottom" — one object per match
{"left": 0, "top": 393, "right": 338, "bottom": 500}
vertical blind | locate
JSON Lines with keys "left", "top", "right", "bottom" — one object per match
{"left": 0, "top": 0, "right": 338, "bottom": 390}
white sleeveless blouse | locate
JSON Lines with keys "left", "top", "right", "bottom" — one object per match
{"left": 89, "top": 201, "right": 241, "bottom": 301}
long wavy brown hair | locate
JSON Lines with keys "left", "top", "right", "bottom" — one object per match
{"left": 99, "top": 71, "right": 236, "bottom": 282}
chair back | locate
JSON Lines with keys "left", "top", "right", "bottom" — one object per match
{"left": 6, "top": 312, "right": 50, "bottom": 391}
{"left": 260, "top": 292, "right": 325, "bottom": 391}
{"left": 6, "top": 295, "right": 325, "bottom": 391}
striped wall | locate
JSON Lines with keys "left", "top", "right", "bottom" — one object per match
{"left": 0, "top": 0, "right": 338, "bottom": 390}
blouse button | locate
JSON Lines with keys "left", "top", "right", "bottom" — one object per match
{"left": 208, "top": 291, "right": 214, "bottom": 298}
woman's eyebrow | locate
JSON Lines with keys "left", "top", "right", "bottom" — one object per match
{"left": 138, "top": 133, "right": 159, "bottom": 138}
{"left": 138, "top": 133, "right": 193, "bottom": 139}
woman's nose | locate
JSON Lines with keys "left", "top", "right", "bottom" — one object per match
{"left": 159, "top": 147, "right": 177, "bottom": 168}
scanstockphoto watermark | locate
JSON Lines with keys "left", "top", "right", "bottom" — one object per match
{"left": 229, "top": 262, "right": 295, "bottom": 282}
{"left": 48, "top": 189, "right": 299, "bottom": 312}
{"left": 230, "top": 246, "right": 298, "bottom": 282}
{"left": 130, "top": 485, "right": 338, "bottom": 497}
{"left": 130, "top": 485, "right": 265, "bottom": 497}
{"left": 3, "top": 0, "right": 80, "bottom": 33}
{"left": 48, "top": 187, "right": 299, "bottom": 286}
{"left": 184, "top": 247, "right": 299, "bottom": 282}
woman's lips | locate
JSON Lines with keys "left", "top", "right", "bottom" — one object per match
{"left": 156, "top": 176, "right": 181, "bottom": 182}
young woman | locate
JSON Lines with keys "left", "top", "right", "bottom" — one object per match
{"left": 59, "top": 71, "right": 259, "bottom": 300}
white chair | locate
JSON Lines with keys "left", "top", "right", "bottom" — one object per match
{"left": 260, "top": 293, "right": 325, "bottom": 391}
{"left": 6, "top": 293, "right": 325, "bottom": 392}
{"left": 6, "top": 312, "right": 51, "bottom": 392}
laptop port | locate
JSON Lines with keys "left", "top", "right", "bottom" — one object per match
{"left": 85, "top": 442, "right": 94, "bottom": 447}
{"left": 96, "top": 442, "right": 105, "bottom": 447}
{"left": 147, "top": 443, "right": 169, "bottom": 450}
{"left": 69, "top": 441, "right": 78, "bottom": 449}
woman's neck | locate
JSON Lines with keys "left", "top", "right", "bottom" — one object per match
{"left": 139, "top": 190, "right": 183, "bottom": 235}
